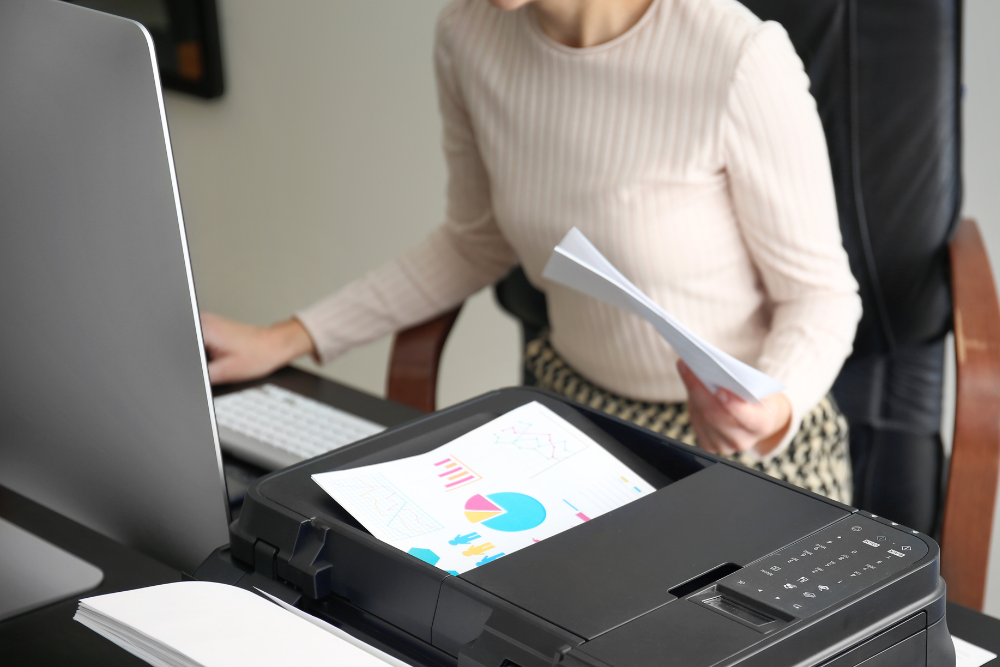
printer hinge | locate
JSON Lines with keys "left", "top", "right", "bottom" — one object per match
{"left": 252, "top": 539, "right": 279, "bottom": 579}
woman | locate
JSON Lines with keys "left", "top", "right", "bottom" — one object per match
{"left": 203, "top": 0, "right": 862, "bottom": 502}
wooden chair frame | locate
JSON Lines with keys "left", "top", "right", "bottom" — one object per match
{"left": 386, "top": 218, "right": 1000, "bottom": 610}
{"left": 941, "top": 217, "right": 1000, "bottom": 609}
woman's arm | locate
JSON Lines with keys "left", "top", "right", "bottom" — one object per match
{"left": 692, "top": 21, "right": 862, "bottom": 458}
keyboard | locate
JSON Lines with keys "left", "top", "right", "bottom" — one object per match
{"left": 213, "top": 384, "right": 385, "bottom": 470}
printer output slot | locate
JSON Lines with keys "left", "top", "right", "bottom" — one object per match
{"left": 669, "top": 563, "right": 743, "bottom": 599}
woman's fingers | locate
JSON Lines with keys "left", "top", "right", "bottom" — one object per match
{"left": 678, "top": 362, "right": 737, "bottom": 427}
{"left": 678, "top": 361, "right": 736, "bottom": 453}
{"left": 677, "top": 359, "right": 788, "bottom": 455}
{"left": 714, "top": 388, "right": 768, "bottom": 433}
{"left": 199, "top": 312, "right": 275, "bottom": 384}
{"left": 207, "top": 354, "right": 244, "bottom": 386}
{"left": 199, "top": 314, "right": 316, "bottom": 385}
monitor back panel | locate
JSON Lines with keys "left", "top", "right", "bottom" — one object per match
{"left": 0, "top": 0, "right": 229, "bottom": 571}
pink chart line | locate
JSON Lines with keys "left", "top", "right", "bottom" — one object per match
{"left": 445, "top": 475, "right": 474, "bottom": 488}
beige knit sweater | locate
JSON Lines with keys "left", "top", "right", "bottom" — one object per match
{"left": 298, "top": 0, "right": 862, "bottom": 454}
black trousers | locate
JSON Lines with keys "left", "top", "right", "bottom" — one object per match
{"left": 832, "top": 340, "right": 946, "bottom": 536}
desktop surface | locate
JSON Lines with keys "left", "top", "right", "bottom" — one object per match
{"left": 2, "top": 369, "right": 997, "bottom": 666}
{"left": 0, "top": 484, "right": 180, "bottom": 666}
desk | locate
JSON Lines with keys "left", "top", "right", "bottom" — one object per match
{"left": 2, "top": 367, "right": 998, "bottom": 666}
{"left": 0, "top": 484, "right": 179, "bottom": 665}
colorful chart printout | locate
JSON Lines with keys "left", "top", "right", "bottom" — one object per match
{"left": 317, "top": 474, "right": 442, "bottom": 543}
{"left": 312, "top": 402, "right": 655, "bottom": 575}
{"left": 464, "top": 493, "right": 547, "bottom": 532}
{"left": 434, "top": 456, "right": 480, "bottom": 491}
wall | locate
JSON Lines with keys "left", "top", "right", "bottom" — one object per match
{"left": 963, "top": 0, "right": 1000, "bottom": 617}
{"left": 165, "top": 0, "right": 1000, "bottom": 615}
{"left": 165, "top": 0, "right": 519, "bottom": 411}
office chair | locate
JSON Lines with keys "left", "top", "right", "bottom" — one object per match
{"left": 385, "top": 0, "right": 1000, "bottom": 612}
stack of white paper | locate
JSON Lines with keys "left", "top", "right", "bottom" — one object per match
{"left": 953, "top": 636, "right": 998, "bottom": 667}
{"left": 75, "top": 581, "right": 406, "bottom": 667}
{"left": 541, "top": 227, "right": 784, "bottom": 403}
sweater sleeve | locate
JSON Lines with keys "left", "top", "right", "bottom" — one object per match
{"left": 296, "top": 12, "right": 518, "bottom": 364}
{"left": 722, "top": 22, "right": 862, "bottom": 458}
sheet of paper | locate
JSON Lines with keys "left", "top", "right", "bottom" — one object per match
{"left": 541, "top": 227, "right": 785, "bottom": 403}
{"left": 312, "top": 401, "right": 655, "bottom": 574}
{"left": 75, "top": 581, "right": 395, "bottom": 667}
{"left": 256, "top": 590, "right": 409, "bottom": 667}
{"left": 954, "top": 635, "right": 998, "bottom": 667}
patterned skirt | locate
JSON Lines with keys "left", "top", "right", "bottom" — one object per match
{"left": 525, "top": 333, "right": 852, "bottom": 504}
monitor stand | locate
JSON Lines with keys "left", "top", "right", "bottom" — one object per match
{"left": 0, "top": 517, "right": 104, "bottom": 621}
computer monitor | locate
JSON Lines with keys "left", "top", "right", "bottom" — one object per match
{"left": 0, "top": 0, "right": 230, "bottom": 577}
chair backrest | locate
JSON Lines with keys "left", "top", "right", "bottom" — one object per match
{"left": 739, "top": 0, "right": 961, "bottom": 357}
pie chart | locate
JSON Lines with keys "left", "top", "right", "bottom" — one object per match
{"left": 464, "top": 492, "right": 546, "bottom": 532}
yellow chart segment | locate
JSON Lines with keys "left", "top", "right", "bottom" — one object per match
{"left": 464, "top": 510, "right": 502, "bottom": 523}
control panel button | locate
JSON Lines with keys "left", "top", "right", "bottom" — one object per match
{"left": 716, "top": 516, "right": 928, "bottom": 619}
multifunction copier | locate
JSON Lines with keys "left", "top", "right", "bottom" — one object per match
{"left": 197, "top": 388, "right": 955, "bottom": 667}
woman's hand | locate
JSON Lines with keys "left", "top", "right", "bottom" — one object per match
{"left": 677, "top": 360, "right": 792, "bottom": 457}
{"left": 200, "top": 312, "right": 316, "bottom": 385}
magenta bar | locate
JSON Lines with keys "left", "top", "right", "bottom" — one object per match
{"left": 434, "top": 459, "right": 451, "bottom": 466}
{"left": 446, "top": 475, "right": 475, "bottom": 488}
{"left": 576, "top": 512, "right": 591, "bottom": 522}
{"left": 439, "top": 468, "right": 462, "bottom": 477}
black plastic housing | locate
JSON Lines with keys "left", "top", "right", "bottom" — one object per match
{"left": 213, "top": 388, "right": 954, "bottom": 667}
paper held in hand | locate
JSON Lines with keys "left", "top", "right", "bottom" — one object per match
{"left": 541, "top": 227, "right": 785, "bottom": 404}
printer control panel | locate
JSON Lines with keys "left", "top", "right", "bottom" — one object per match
{"left": 714, "top": 515, "right": 928, "bottom": 620}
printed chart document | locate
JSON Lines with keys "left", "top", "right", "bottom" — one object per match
{"left": 74, "top": 581, "right": 405, "bottom": 667}
{"left": 312, "top": 401, "right": 654, "bottom": 574}
{"left": 541, "top": 227, "right": 784, "bottom": 403}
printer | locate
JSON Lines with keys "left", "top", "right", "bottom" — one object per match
{"left": 198, "top": 388, "right": 956, "bottom": 667}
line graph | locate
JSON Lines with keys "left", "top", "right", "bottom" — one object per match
{"left": 492, "top": 419, "right": 589, "bottom": 466}
{"left": 324, "top": 473, "right": 443, "bottom": 542}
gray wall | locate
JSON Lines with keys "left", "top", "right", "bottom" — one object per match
{"left": 963, "top": 0, "right": 1000, "bottom": 616}
{"left": 165, "top": 0, "right": 1000, "bottom": 615}
{"left": 166, "top": 0, "right": 519, "bottom": 411}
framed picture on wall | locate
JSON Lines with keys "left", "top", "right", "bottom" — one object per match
{"left": 63, "top": 0, "right": 224, "bottom": 99}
